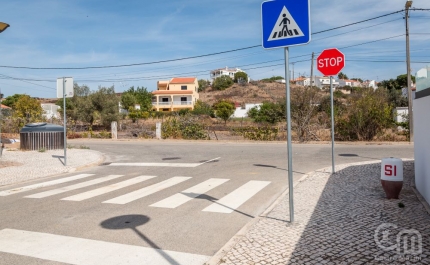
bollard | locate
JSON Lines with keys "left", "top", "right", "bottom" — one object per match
{"left": 381, "top": 157, "right": 403, "bottom": 199}
{"left": 156, "top": 122, "right": 161, "bottom": 140}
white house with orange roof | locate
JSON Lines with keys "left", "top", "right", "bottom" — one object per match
{"left": 1, "top": 104, "right": 11, "bottom": 112}
{"left": 152, "top": 77, "right": 199, "bottom": 112}
{"left": 295, "top": 77, "right": 311, "bottom": 86}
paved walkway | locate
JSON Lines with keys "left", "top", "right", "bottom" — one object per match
{"left": 0, "top": 147, "right": 103, "bottom": 187}
{"left": 211, "top": 160, "right": 430, "bottom": 265}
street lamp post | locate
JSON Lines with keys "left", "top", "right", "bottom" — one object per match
{"left": 0, "top": 22, "right": 9, "bottom": 157}
{"left": 405, "top": 1, "right": 413, "bottom": 142}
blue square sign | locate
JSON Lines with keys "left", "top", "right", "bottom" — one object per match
{"left": 262, "top": 0, "right": 311, "bottom": 49}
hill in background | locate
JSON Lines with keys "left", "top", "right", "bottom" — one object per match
{"left": 199, "top": 81, "right": 296, "bottom": 106}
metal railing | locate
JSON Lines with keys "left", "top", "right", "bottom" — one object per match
{"left": 173, "top": 101, "right": 192, "bottom": 105}
{"left": 152, "top": 101, "right": 192, "bottom": 106}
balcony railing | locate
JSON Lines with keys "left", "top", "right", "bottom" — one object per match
{"left": 152, "top": 102, "right": 171, "bottom": 106}
{"left": 173, "top": 101, "right": 192, "bottom": 105}
{"left": 152, "top": 101, "right": 193, "bottom": 106}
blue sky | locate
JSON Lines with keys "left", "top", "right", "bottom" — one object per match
{"left": 0, "top": 0, "right": 430, "bottom": 98}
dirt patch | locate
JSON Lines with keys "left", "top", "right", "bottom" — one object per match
{"left": 0, "top": 160, "right": 23, "bottom": 169}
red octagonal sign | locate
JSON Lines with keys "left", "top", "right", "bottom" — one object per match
{"left": 317, "top": 48, "right": 345, "bottom": 76}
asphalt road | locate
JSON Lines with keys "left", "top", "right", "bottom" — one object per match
{"left": 0, "top": 141, "right": 414, "bottom": 264}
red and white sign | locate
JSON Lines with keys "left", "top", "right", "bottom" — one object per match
{"left": 381, "top": 157, "right": 403, "bottom": 182}
{"left": 317, "top": 48, "right": 345, "bottom": 76}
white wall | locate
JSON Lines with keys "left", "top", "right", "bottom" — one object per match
{"left": 41, "top": 104, "right": 60, "bottom": 119}
{"left": 394, "top": 107, "right": 408, "bottom": 123}
{"left": 414, "top": 96, "right": 430, "bottom": 203}
{"left": 231, "top": 104, "right": 261, "bottom": 118}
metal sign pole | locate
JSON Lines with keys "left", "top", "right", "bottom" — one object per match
{"left": 63, "top": 77, "right": 67, "bottom": 166}
{"left": 330, "top": 76, "right": 335, "bottom": 173}
{"left": 284, "top": 47, "right": 294, "bottom": 222}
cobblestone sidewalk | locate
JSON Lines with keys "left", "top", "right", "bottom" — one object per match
{"left": 212, "top": 160, "right": 430, "bottom": 265}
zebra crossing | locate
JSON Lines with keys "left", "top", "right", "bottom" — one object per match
{"left": 0, "top": 173, "right": 271, "bottom": 214}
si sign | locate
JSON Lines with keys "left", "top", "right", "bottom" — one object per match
{"left": 317, "top": 48, "right": 345, "bottom": 76}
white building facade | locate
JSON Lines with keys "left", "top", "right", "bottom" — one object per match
{"left": 210, "top": 67, "right": 246, "bottom": 82}
{"left": 338, "top": 79, "right": 362, "bottom": 87}
{"left": 41, "top": 103, "right": 60, "bottom": 119}
{"left": 231, "top": 103, "right": 262, "bottom": 118}
{"left": 414, "top": 65, "right": 430, "bottom": 205}
{"left": 314, "top": 76, "right": 339, "bottom": 89}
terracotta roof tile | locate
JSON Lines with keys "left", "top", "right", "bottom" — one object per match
{"left": 1, "top": 104, "right": 11, "bottom": 109}
{"left": 170, "top": 77, "right": 196, "bottom": 84}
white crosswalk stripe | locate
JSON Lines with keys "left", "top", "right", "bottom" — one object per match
{"left": 61, "top": 176, "right": 157, "bottom": 201}
{"left": 103, "top": 177, "right": 192, "bottom": 205}
{"left": 0, "top": 229, "right": 210, "bottom": 265}
{"left": 0, "top": 174, "right": 94, "bottom": 196}
{"left": 202, "top": 181, "right": 271, "bottom": 213}
{"left": 150, "top": 178, "right": 229, "bottom": 209}
{"left": 1, "top": 173, "right": 272, "bottom": 213}
{"left": 25, "top": 175, "right": 125, "bottom": 199}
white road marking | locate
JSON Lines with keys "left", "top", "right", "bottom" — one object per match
{"left": 0, "top": 229, "right": 210, "bottom": 265}
{"left": 108, "top": 157, "right": 221, "bottom": 168}
{"left": 0, "top": 174, "right": 95, "bottom": 197}
{"left": 103, "top": 177, "right": 191, "bottom": 205}
{"left": 150, "top": 178, "right": 229, "bottom": 208}
{"left": 109, "top": 162, "right": 201, "bottom": 167}
{"left": 25, "top": 175, "right": 124, "bottom": 199}
{"left": 202, "top": 180, "right": 271, "bottom": 213}
{"left": 61, "top": 176, "right": 157, "bottom": 201}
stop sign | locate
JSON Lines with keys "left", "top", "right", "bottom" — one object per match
{"left": 317, "top": 48, "right": 345, "bottom": 76}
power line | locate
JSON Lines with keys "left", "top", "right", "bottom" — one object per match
{"left": 313, "top": 18, "right": 402, "bottom": 41}
{"left": 312, "top": 10, "right": 404, "bottom": 35}
{"left": 339, "top": 34, "right": 405, "bottom": 49}
{"left": 0, "top": 45, "right": 262, "bottom": 70}
{"left": 0, "top": 74, "right": 55, "bottom": 90}
{"left": 0, "top": 10, "right": 406, "bottom": 70}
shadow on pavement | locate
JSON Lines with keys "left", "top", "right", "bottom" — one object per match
{"left": 338, "top": 153, "right": 379, "bottom": 160}
{"left": 52, "top": 155, "right": 65, "bottom": 166}
{"left": 100, "top": 214, "right": 181, "bottom": 265}
{"left": 253, "top": 164, "right": 306, "bottom": 175}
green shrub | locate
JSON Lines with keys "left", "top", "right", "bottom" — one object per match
{"left": 212, "top": 76, "right": 233, "bottom": 91}
{"left": 335, "top": 88, "right": 393, "bottom": 141}
{"left": 232, "top": 126, "right": 279, "bottom": 141}
{"left": 161, "top": 115, "right": 208, "bottom": 140}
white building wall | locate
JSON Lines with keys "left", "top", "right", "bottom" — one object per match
{"left": 41, "top": 104, "right": 60, "bottom": 119}
{"left": 414, "top": 96, "right": 430, "bottom": 204}
{"left": 315, "top": 77, "right": 339, "bottom": 89}
{"left": 368, "top": 80, "right": 378, "bottom": 89}
{"left": 231, "top": 104, "right": 262, "bottom": 118}
{"left": 296, "top": 78, "right": 311, "bottom": 86}
{"left": 394, "top": 107, "right": 408, "bottom": 123}
{"left": 210, "top": 67, "right": 245, "bottom": 82}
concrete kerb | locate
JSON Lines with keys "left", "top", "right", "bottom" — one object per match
{"left": 205, "top": 158, "right": 417, "bottom": 265}
{"left": 74, "top": 151, "right": 106, "bottom": 171}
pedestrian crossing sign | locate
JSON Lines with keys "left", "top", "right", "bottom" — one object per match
{"left": 262, "top": 0, "right": 311, "bottom": 49}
